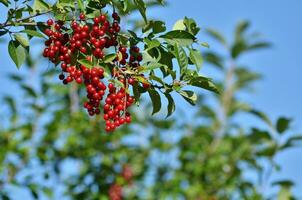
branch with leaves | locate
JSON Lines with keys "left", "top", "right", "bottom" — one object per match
{"left": 0, "top": 0, "right": 219, "bottom": 132}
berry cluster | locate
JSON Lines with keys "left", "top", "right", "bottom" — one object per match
{"left": 42, "top": 9, "right": 148, "bottom": 132}
{"left": 121, "top": 165, "right": 133, "bottom": 183}
{"left": 103, "top": 85, "right": 134, "bottom": 132}
{"left": 108, "top": 165, "right": 133, "bottom": 200}
{"left": 109, "top": 184, "right": 122, "bottom": 200}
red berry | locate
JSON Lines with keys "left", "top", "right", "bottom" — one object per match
{"left": 47, "top": 19, "right": 54, "bottom": 26}
{"left": 79, "top": 13, "right": 85, "bottom": 20}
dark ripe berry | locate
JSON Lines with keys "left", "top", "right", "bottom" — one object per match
{"left": 108, "top": 83, "right": 115, "bottom": 90}
{"left": 44, "top": 40, "right": 52, "bottom": 46}
{"left": 44, "top": 29, "right": 53, "bottom": 36}
{"left": 109, "top": 27, "right": 115, "bottom": 34}
{"left": 106, "top": 98, "right": 112, "bottom": 105}
{"left": 48, "top": 50, "right": 55, "bottom": 58}
{"left": 128, "top": 78, "right": 135, "bottom": 85}
{"left": 137, "top": 54, "right": 143, "bottom": 62}
{"left": 95, "top": 109, "right": 100, "bottom": 114}
{"left": 76, "top": 77, "right": 83, "bottom": 84}
{"left": 131, "top": 46, "right": 140, "bottom": 53}
{"left": 119, "top": 46, "right": 127, "bottom": 53}
{"left": 99, "top": 14, "right": 107, "bottom": 22}
{"left": 63, "top": 79, "right": 68, "bottom": 85}
{"left": 75, "top": 40, "right": 82, "bottom": 48}
{"left": 94, "top": 41, "right": 100, "bottom": 48}
{"left": 129, "top": 55, "right": 135, "bottom": 62}
{"left": 47, "top": 19, "right": 54, "bottom": 26}
{"left": 71, "top": 21, "right": 78, "bottom": 29}
{"left": 112, "top": 12, "right": 119, "bottom": 20}
{"left": 80, "top": 31, "right": 88, "bottom": 38}
{"left": 54, "top": 23, "right": 61, "bottom": 30}
{"left": 83, "top": 25, "right": 89, "bottom": 32}
{"left": 59, "top": 74, "right": 65, "bottom": 80}
{"left": 125, "top": 116, "right": 131, "bottom": 123}
{"left": 143, "top": 82, "right": 151, "bottom": 89}
{"left": 61, "top": 63, "right": 67, "bottom": 70}
{"left": 74, "top": 33, "right": 81, "bottom": 40}
{"left": 79, "top": 13, "right": 85, "bottom": 20}
{"left": 93, "top": 17, "right": 101, "bottom": 24}
{"left": 59, "top": 55, "right": 65, "bottom": 61}
{"left": 98, "top": 30, "right": 105, "bottom": 36}
{"left": 99, "top": 38, "right": 107, "bottom": 46}
{"left": 80, "top": 46, "right": 87, "bottom": 54}
{"left": 92, "top": 25, "right": 99, "bottom": 33}
{"left": 66, "top": 76, "right": 73, "bottom": 82}
{"left": 54, "top": 40, "right": 61, "bottom": 47}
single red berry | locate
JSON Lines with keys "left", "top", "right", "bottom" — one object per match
{"left": 79, "top": 13, "right": 85, "bottom": 20}
{"left": 47, "top": 19, "right": 54, "bottom": 26}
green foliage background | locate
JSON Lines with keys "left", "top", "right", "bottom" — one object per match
{"left": 0, "top": 0, "right": 301, "bottom": 200}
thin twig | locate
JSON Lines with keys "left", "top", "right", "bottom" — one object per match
{"left": 0, "top": 10, "right": 51, "bottom": 29}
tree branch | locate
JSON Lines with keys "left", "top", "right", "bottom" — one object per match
{"left": 0, "top": 10, "right": 51, "bottom": 29}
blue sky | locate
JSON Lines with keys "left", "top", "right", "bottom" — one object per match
{"left": 0, "top": 0, "right": 302, "bottom": 198}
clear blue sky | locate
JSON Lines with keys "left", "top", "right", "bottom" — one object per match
{"left": 0, "top": 0, "right": 302, "bottom": 198}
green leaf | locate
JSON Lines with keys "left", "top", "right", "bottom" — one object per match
{"left": 276, "top": 117, "right": 291, "bottom": 134}
{"left": 248, "top": 109, "right": 273, "bottom": 128}
{"left": 160, "top": 30, "right": 196, "bottom": 46}
{"left": 103, "top": 53, "right": 117, "bottom": 64}
{"left": 188, "top": 76, "right": 220, "bottom": 94}
{"left": 206, "top": 29, "right": 226, "bottom": 45}
{"left": 178, "top": 90, "right": 197, "bottom": 105}
{"left": 33, "top": 0, "right": 50, "bottom": 13}
{"left": 174, "top": 44, "right": 188, "bottom": 73}
{"left": 133, "top": 0, "right": 147, "bottom": 23}
{"left": 8, "top": 40, "right": 26, "bottom": 69}
{"left": 21, "top": 84, "right": 37, "bottom": 98}
{"left": 77, "top": 0, "right": 85, "bottom": 12}
{"left": 22, "top": 30, "right": 46, "bottom": 38}
{"left": 203, "top": 51, "right": 224, "bottom": 69}
{"left": 164, "top": 93, "right": 175, "bottom": 118}
{"left": 247, "top": 42, "right": 271, "bottom": 51}
{"left": 183, "top": 17, "right": 200, "bottom": 36}
{"left": 14, "top": 33, "right": 29, "bottom": 47}
{"left": 0, "top": 30, "right": 8, "bottom": 36}
{"left": 0, "top": 0, "right": 9, "bottom": 7}
{"left": 37, "top": 22, "right": 48, "bottom": 33}
{"left": 4, "top": 96, "right": 16, "bottom": 114}
{"left": 231, "top": 39, "right": 247, "bottom": 59}
{"left": 280, "top": 136, "right": 302, "bottom": 150}
{"left": 143, "top": 20, "right": 166, "bottom": 34}
{"left": 273, "top": 180, "right": 295, "bottom": 187}
{"left": 277, "top": 185, "right": 292, "bottom": 200}
{"left": 140, "top": 62, "right": 164, "bottom": 72}
{"left": 248, "top": 128, "right": 272, "bottom": 143}
{"left": 143, "top": 38, "right": 161, "bottom": 50}
{"left": 78, "top": 59, "right": 93, "bottom": 68}
{"left": 148, "top": 88, "right": 161, "bottom": 115}
{"left": 200, "top": 42, "right": 210, "bottom": 48}
{"left": 189, "top": 49, "right": 203, "bottom": 71}
{"left": 173, "top": 19, "right": 186, "bottom": 31}
{"left": 256, "top": 143, "right": 278, "bottom": 157}
{"left": 235, "top": 20, "right": 250, "bottom": 41}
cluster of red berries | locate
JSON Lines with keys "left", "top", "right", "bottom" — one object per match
{"left": 42, "top": 10, "right": 148, "bottom": 132}
{"left": 108, "top": 165, "right": 133, "bottom": 200}
{"left": 103, "top": 85, "right": 134, "bottom": 132}
{"left": 121, "top": 165, "right": 133, "bottom": 183}
{"left": 109, "top": 184, "right": 122, "bottom": 200}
